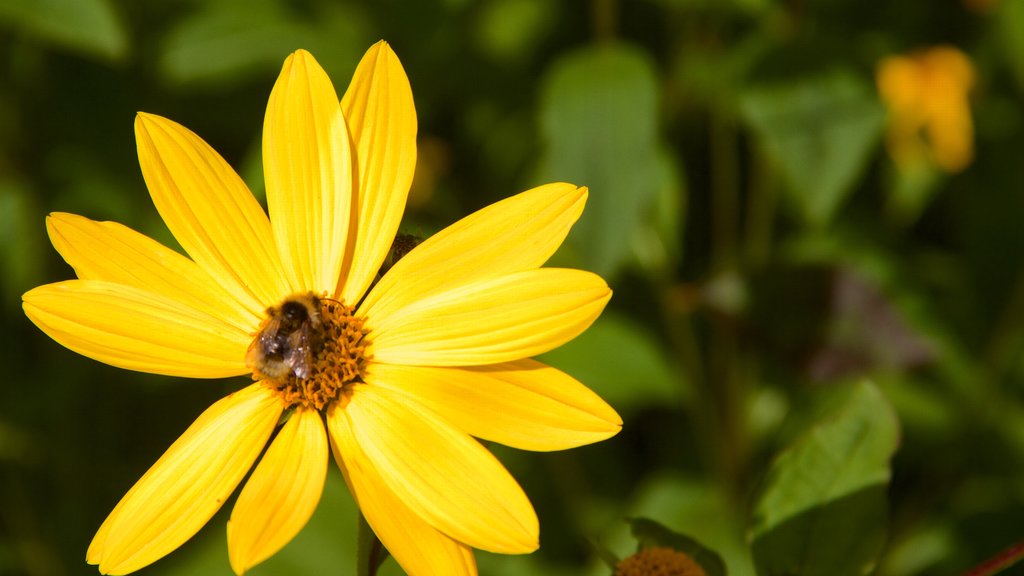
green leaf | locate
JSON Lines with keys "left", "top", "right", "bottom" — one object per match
{"left": 630, "top": 517, "right": 729, "bottom": 576}
{"left": 539, "top": 43, "right": 662, "bottom": 277}
{"left": 0, "top": 177, "right": 44, "bottom": 307}
{"left": 884, "top": 161, "right": 942, "bottom": 228}
{"left": 474, "top": 0, "right": 555, "bottom": 63}
{"left": 631, "top": 146, "right": 687, "bottom": 277}
{"left": 652, "top": 0, "right": 770, "bottom": 13}
{"left": 627, "top": 474, "right": 757, "bottom": 576}
{"left": 155, "top": 472, "right": 359, "bottom": 576}
{"left": 740, "top": 72, "right": 884, "bottom": 227}
{"left": 159, "top": 0, "right": 308, "bottom": 87}
{"left": 749, "top": 381, "right": 900, "bottom": 576}
{"left": 160, "top": 0, "right": 369, "bottom": 88}
{"left": 588, "top": 536, "right": 622, "bottom": 570}
{"left": 997, "top": 0, "right": 1024, "bottom": 93}
{"left": 538, "top": 312, "right": 684, "bottom": 412}
{"left": 0, "top": 0, "right": 126, "bottom": 61}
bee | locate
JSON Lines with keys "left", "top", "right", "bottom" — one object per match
{"left": 247, "top": 293, "right": 323, "bottom": 381}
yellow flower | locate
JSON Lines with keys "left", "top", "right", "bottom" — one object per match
{"left": 22, "top": 42, "right": 620, "bottom": 575}
{"left": 876, "top": 45, "right": 975, "bottom": 173}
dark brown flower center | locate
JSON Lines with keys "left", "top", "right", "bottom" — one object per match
{"left": 613, "top": 547, "right": 707, "bottom": 576}
{"left": 247, "top": 292, "right": 369, "bottom": 410}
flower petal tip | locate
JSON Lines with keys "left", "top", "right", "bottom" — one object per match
{"left": 134, "top": 111, "right": 159, "bottom": 129}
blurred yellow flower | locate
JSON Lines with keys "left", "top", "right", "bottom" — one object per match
{"left": 22, "top": 42, "right": 620, "bottom": 575}
{"left": 876, "top": 45, "right": 975, "bottom": 173}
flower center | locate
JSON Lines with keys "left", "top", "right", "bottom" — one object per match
{"left": 613, "top": 547, "right": 706, "bottom": 576}
{"left": 246, "top": 292, "right": 369, "bottom": 411}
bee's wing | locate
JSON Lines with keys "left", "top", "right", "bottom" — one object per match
{"left": 284, "top": 327, "right": 314, "bottom": 379}
{"left": 247, "top": 317, "right": 281, "bottom": 367}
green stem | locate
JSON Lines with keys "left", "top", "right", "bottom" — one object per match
{"left": 710, "top": 110, "right": 740, "bottom": 271}
{"left": 708, "top": 108, "right": 745, "bottom": 495}
{"left": 592, "top": 0, "right": 617, "bottom": 43}
{"left": 744, "top": 146, "right": 777, "bottom": 270}
{"left": 983, "top": 269, "right": 1024, "bottom": 384}
{"left": 709, "top": 313, "right": 744, "bottom": 495}
{"left": 356, "top": 512, "right": 388, "bottom": 576}
{"left": 661, "top": 295, "right": 712, "bottom": 471}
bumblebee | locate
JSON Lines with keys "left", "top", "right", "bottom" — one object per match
{"left": 247, "top": 293, "right": 323, "bottom": 381}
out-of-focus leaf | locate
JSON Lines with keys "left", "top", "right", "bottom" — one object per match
{"left": 0, "top": 420, "right": 32, "bottom": 463}
{"left": 0, "top": 178, "right": 43, "bottom": 310}
{"left": 539, "top": 312, "right": 683, "bottom": 412}
{"left": 475, "top": 553, "right": 579, "bottom": 576}
{"left": 998, "top": 0, "right": 1024, "bottom": 93}
{"left": 780, "top": 231, "right": 978, "bottom": 397}
{"left": 589, "top": 536, "right": 622, "bottom": 570}
{"left": 878, "top": 522, "right": 955, "bottom": 576}
{"left": 623, "top": 474, "right": 756, "bottom": 576}
{"left": 474, "top": 0, "right": 554, "bottom": 63}
{"left": 673, "top": 29, "right": 771, "bottom": 109}
{"left": 884, "top": 161, "right": 942, "bottom": 227}
{"left": 160, "top": 0, "right": 369, "bottom": 88}
{"left": 749, "top": 381, "right": 900, "bottom": 576}
{"left": 631, "top": 146, "right": 687, "bottom": 277}
{"left": 629, "top": 518, "right": 728, "bottom": 576}
{"left": 539, "top": 43, "right": 661, "bottom": 277}
{"left": 741, "top": 72, "right": 884, "bottom": 227}
{"left": 806, "top": 268, "right": 935, "bottom": 382}
{"left": 652, "top": 0, "right": 770, "bottom": 13}
{"left": 155, "top": 472, "right": 358, "bottom": 576}
{"left": 0, "top": 0, "right": 126, "bottom": 61}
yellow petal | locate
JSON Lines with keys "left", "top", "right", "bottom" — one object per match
{"left": 46, "top": 212, "right": 258, "bottom": 334}
{"left": 23, "top": 280, "right": 250, "bottom": 378}
{"left": 228, "top": 407, "right": 327, "bottom": 574}
{"left": 337, "top": 40, "right": 417, "bottom": 304}
{"left": 361, "top": 183, "right": 586, "bottom": 317}
{"left": 368, "top": 268, "right": 611, "bottom": 366}
{"left": 87, "top": 384, "right": 283, "bottom": 575}
{"left": 340, "top": 385, "right": 538, "bottom": 553}
{"left": 135, "top": 113, "right": 292, "bottom": 316}
{"left": 367, "top": 360, "right": 621, "bottom": 451}
{"left": 327, "top": 403, "right": 477, "bottom": 576}
{"left": 264, "top": 49, "right": 355, "bottom": 294}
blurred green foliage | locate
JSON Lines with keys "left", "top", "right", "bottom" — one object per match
{"left": 3, "top": 0, "right": 1024, "bottom": 575}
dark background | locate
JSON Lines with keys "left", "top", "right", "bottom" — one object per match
{"left": 2, "top": 0, "right": 1024, "bottom": 574}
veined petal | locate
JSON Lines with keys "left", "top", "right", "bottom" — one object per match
{"left": 264, "top": 49, "right": 355, "bottom": 295}
{"left": 23, "top": 280, "right": 249, "bottom": 378}
{"left": 327, "top": 404, "right": 477, "bottom": 576}
{"left": 360, "top": 183, "right": 586, "bottom": 318}
{"left": 135, "top": 113, "right": 292, "bottom": 316}
{"left": 337, "top": 41, "right": 417, "bottom": 304}
{"left": 340, "top": 385, "right": 538, "bottom": 553}
{"left": 46, "top": 213, "right": 258, "bottom": 334}
{"left": 368, "top": 269, "right": 611, "bottom": 367}
{"left": 87, "top": 384, "right": 283, "bottom": 575}
{"left": 228, "top": 407, "right": 327, "bottom": 575}
{"left": 367, "top": 360, "right": 621, "bottom": 451}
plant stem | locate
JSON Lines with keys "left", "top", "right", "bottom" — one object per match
{"left": 708, "top": 108, "right": 745, "bottom": 496}
{"left": 710, "top": 110, "right": 739, "bottom": 271}
{"left": 961, "top": 540, "right": 1024, "bottom": 576}
{"left": 744, "top": 146, "right": 777, "bottom": 270}
{"left": 593, "top": 0, "right": 617, "bottom": 43}
{"left": 983, "top": 268, "right": 1024, "bottom": 385}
